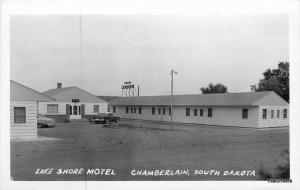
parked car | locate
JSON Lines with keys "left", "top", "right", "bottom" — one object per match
{"left": 89, "top": 115, "right": 106, "bottom": 124}
{"left": 89, "top": 112, "right": 111, "bottom": 124}
{"left": 89, "top": 112, "right": 117, "bottom": 124}
{"left": 37, "top": 114, "right": 56, "bottom": 128}
{"left": 98, "top": 112, "right": 114, "bottom": 117}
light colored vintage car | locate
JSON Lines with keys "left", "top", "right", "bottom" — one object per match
{"left": 37, "top": 114, "right": 56, "bottom": 128}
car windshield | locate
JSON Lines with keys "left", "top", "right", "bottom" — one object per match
{"left": 38, "top": 114, "right": 45, "bottom": 118}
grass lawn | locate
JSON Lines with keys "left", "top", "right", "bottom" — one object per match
{"left": 10, "top": 119, "right": 289, "bottom": 181}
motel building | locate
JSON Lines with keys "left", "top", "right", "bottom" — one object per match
{"left": 109, "top": 91, "right": 289, "bottom": 128}
{"left": 38, "top": 83, "right": 107, "bottom": 122}
{"left": 10, "top": 80, "right": 55, "bottom": 138}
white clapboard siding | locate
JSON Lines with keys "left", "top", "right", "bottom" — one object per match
{"left": 38, "top": 102, "right": 66, "bottom": 115}
{"left": 38, "top": 102, "right": 108, "bottom": 115}
{"left": 84, "top": 103, "right": 108, "bottom": 115}
{"left": 172, "top": 106, "right": 259, "bottom": 128}
{"left": 111, "top": 105, "right": 260, "bottom": 128}
{"left": 10, "top": 101, "right": 37, "bottom": 138}
{"left": 258, "top": 106, "right": 289, "bottom": 128}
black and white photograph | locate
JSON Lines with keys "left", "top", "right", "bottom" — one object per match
{"left": 1, "top": 0, "right": 300, "bottom": 189}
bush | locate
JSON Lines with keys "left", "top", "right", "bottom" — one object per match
{"left": 258, "top": 149, "right": 290, "bottom": 180}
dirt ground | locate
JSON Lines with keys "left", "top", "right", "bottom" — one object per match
{"left": 10, "top": 119, "right": 289, "bottom": 181}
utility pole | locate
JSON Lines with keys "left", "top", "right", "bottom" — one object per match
{"left": 170, "top": 69, "right": 177, "bottom": 129}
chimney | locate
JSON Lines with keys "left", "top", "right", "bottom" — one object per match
{"left": 57, "top": 83, "right": 62, "bottom": 89}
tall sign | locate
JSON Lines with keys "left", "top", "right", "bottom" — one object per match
{"left": 121, "top": 81, "right": 139, "bottom": 97}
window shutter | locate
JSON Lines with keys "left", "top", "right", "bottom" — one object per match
{"left": 81, "top": 104, "right": 85, "bottom": 117}
{"left": 66, "top": 104, "right": 70, "bottom": 115}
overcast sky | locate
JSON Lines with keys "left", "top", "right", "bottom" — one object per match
{"left": 10, "top": 15, "right": 288, "bottom": 96}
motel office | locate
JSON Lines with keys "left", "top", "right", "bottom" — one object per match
{"left": 39, "top": 83, "right": 108, "bottom": 122}
{"left": 109, "top": 91, "right": 289, "bottom": 128}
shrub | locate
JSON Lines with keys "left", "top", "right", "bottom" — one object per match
{"left": 258, "top": 149, "right": 290, "bottom": 180}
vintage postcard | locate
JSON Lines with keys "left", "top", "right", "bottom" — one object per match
{"left": 1, "top": 0, "right": 300, "bottom": 189}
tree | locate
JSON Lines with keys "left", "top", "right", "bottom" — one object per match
{"left": 251, "top": 62, "right": 289, "bottom": 102}
{"left": 200, "top": 83, "right": 228, "bottom": 94}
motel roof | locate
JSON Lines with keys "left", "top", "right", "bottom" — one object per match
{"left": 43, "top": 86, "right": 106, "bottom": 103}
{"left": 109, "top": 91, "right": 288, "bottom": 107}
{"left": 43, "top": 86, "right": 74, "bottom": 97}
{"left": 10, "top": 80, "right": 55, "bottom": 102}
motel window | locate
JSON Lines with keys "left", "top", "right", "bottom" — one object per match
{"left": 14, "top": 107, "right": 26, "bottom": 124}
{"left": 169, "top": 107, "right": 171, "bottom": 115}
{"left": 126, "top": 107, "right": 129, "bottom": 113}
{"left": 134, "top": 107, "right": 136, "bottom": 114}
{"left": 207, "top": 108, "right": 213, "bottom": 118}
{"left": 139, "top": 107, "right": 142, "bottom": 114}
{"left": 199, "top": 109, "right": 203, "bottom": 117}
{"left": 242, "top": 109, "right": 248, "bottom": 119}
{"left": 163, "top": 108, "right": 166, "bottom": 115}
{"left": 69, "top": 106, "right": 72, "bottom": 115}
{"left": 158, "top": 108, "right": 161, "bottom": 115}
{"left": 131, "top": 107, "right": 133, "bottom": 114}
{"left": 47, "top": 104, "right": 58, "bottom": 114}
{"left": 277, "top": 110, "right": 280, "bottom": 118}
{"left": 152, "top": 107, "right": 155, "bottom": 115}
{"left": 194, "top": 109, "right": 198, "bottom": 116}
{"left": 79, "top": 106, "right": 81, "bottom": 115}
{"left": 262, "top": 109, "right": 267, "bottom": 119}
{"left": 113, "top": 106, "right": 116, "bottom": 113}
{"left": 186, "top": 108, "right": 190, "bottom": 117}
{"left": 93, "top": 105, "right": 99, "bottom": 113}
{"left": 283, "top": 109, "right": 287, "bottom": 119}
{"left": 108, "top": 107, "right": 110, "bottom": 112}
{"left": 271, "top": 110, "right": 274, "bottom": 118}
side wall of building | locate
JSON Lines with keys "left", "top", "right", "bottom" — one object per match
{"left": 38, "top": 102, "right": 108, "bottom": 121}
{"left": 84, "top": 103, "right": 108, "bottom": 115}
{"left": 38, "top": 102, "right": 66, "bottom": 115}
{"left": 10, "top": 101, "right": 37, "bottom": 138}
{"left": 173, "top": 106, "right": 259, "bottom": 128}
{"left": 110, "top": 105, "right": 260, "bottom": 128}
{"left": 258, "top": 106, "right": 289, "bottom": 128}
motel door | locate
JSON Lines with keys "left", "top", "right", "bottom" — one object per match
{"left": 157, "top": 106, "right": 163, "bottom": 121}
{"left": 69, "top": 104, "right": 81, "bottom": 119}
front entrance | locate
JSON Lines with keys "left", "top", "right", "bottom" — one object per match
{"left": 69, "top": 104, "right": 81, "bottom": 119}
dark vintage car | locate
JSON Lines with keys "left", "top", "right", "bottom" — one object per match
{"left": 90, "top": 112, "right": 119, "bottom": 125}
{"left": 37, "top": 114, "right": 56, "bottom": 128}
